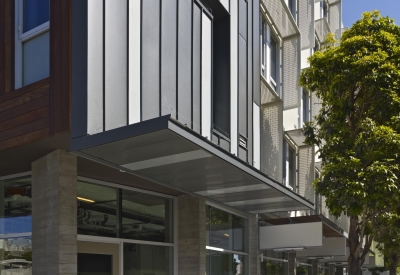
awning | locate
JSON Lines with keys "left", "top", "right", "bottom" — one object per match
{"left": 71, "top": 115, "right": 313, "bottom": 214}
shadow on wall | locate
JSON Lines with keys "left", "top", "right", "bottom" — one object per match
{"left": 261, "top": 102, "right": 281, "bottom": 181}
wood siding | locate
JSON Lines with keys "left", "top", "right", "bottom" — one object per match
{"left": 0, "top": 0, "right": 71, "bottom": 151}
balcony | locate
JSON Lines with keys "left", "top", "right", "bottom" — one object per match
{"left": 315, "top": 17, "right": 331, "bottom": 43}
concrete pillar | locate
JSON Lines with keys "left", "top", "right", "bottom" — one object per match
{"left": 249, "top": 214, "right": 260, "bottom": 275}
{"left": 311, "top": 259, "right": 319, "bottom": 275}
{"left": 288, "top": 253, "right": 296, "bottom": 275}
{"left": 178, "top": 194, "right": 206, "bottom": 275}
{"left": 329, "top": 264, "right": 335, "bottom": 275}
{"left": 32, "top": 150, "right": 77, "bottom": 275}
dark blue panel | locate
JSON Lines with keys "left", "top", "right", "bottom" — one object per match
{"left": 253, "top": 0, "right": 260, "bottom": 105}
{"left": 177, "top": 0, "right": 192, "bottom": 127}
{"left": 238, "top": 36, "right": 247, "bottom": 136}
{"left": 24, "top": 0, "right": 50, "bottom": 32}
{"left": 161, "top": 0, "right": 177, "bottom": 118}
{"left": 247, "top": 0, "right": 253, "bottom": 164}
{"left": 192, "top": 4, "right": 201, "bottom": 133}
{"left": 142, "top": 0, "right": 160, "bottom": 121}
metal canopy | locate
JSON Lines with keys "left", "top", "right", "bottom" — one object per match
{"left": 71, "top": 115, "right": 313, "bottom": 214}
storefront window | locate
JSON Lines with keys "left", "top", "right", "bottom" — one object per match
{"left": 123, "top": 243, "right": 173, "bottom": 275}
{"left": 0, "top": 176, "right": 32, "bottom": 275}
{"left": 297, "top": 261, "right": 313, "bottom": 275}
{"left": 121, "top": 189, "right": 173, "bottom": 243}
{"left": 260, "top": 250, "right": 288, "bottom": 275}
{"left": 77, "top": 180, "right": 174, "bottom": 243}
{"left": 77, "top": 181, "right": 118, "bottom": 238}
{"left": 206, "top": 205, "right": 249, "bottom": 275}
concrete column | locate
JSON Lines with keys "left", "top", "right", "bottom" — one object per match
{"left": 288, "top": 253, "right": 296, "bottom": 275}
{"left": 32, "top": 150, "right": 77, "bottom": 275}
{"left": 311, "top": 259, "right": 318, "bottom": 275}
{"left": 249, "top": 214, "right": 260, "bottom": 275}
{"left": 178, "top": 194, "right": 206, "bottom": 275}
{"left": 329, "top": 264, "right": 335, "bottom": 275}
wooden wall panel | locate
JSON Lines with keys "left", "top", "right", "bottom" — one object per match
{"left": 0, "top": 0, "right": 14, "bottom": 95}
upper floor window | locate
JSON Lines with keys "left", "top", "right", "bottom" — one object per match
{"left": 260, "top": 16, "right": 279, "bottom": 92}
{"left": 15, "top": 0, "right": 50, "bottom": 88}
{"left": 283, "top": 140, "right": 296, "bottom": 190}
{"left": 302, "top": 90, "right": 309, "bottom": 125}
{"left": 288, "top": 0, "right": 296, "bottom": 20}
{"left": 321, "top": 1, "right": 329, "bottom": 22}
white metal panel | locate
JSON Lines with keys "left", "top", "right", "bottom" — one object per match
{"left": 105, "top": 0, "right": 127, "bottom": 130}
{"left": 87, "top": 1, "right": 104, "bottom": 134}
{"left": 129, "top": 0, "right": 141, "bottom": 124}
{"left": 259, "top": 222, "right": 323, "bottom": 249}
{"left": 296, "top": 237, "right": 346, "bottom": 257}
{"left": 201, "top": 13, "right": 212, "bottom": 140}
{"left": 299, "top": 0, "right": 315, "bottom": 50}
{"left": 329, "top": 3, "right": 341, "bottom": 39}
{"left": 231, "top": 0, "right": 238, "bottom": 155}
{"left": 298, "top": 145, "right": 315, "bottom": 203}
{"left": 253, "top": 103, "right": 261, "bottom": 169}
{"left": 283, "top": 37, "right": 300, "bottom": 109}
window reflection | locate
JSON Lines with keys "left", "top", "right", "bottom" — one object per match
{"left": 0, "top": 237, "right": 32, "bottom": 275}
{"left": 0, "top": 177, "right": 32, "bottom": 235}
{"left": 208, "top": 251, "right": 247, "bottom": 275}
{"left": 260, "top": 250, "right": 288, "bottom": 275}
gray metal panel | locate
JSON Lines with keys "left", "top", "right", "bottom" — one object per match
{"left": 261, "top": 102, "right": 281, "bottom": 181}
{"left": 105, "top": 0, "right": 128, "bottom": 130}
{"left": 247, "top": 0, "right": 253, "bottom": 166}
{"left": 161, "top": 0, "right": 177, "bottom": 118}
{"left": 192, "top": 4, "right": 201, "bottom": 133}
{"left": 87, "top": 0, "right": 104, "bottom": 135}
{"left": 71, "top": 0, "right": 88, "bottom": 139}
{"left": 252, "top": 0, "right": 260, "bottom": 105}
{"left": 298, "top": 145, "right": 315, "bottom": 203}
{"left": 238, "top": 36, "right": 247, "bottom": 136}
{"left": 178, "top": 0, "right": 192, "bottom": 127}
{"left": 299, "top": 0, "right": 315, "bottom": 50}
{"left": 239, "top": 0, "right": 247, "bottom": 40}
{"left": 283, "top": 36, "right": 300, "bottom": 109}
{"left": 142, "top": 0, "right": 160, "bottom": 121}
{"left": 329, "top": 3, "right": 341, "bottom": 39}
{"left": 311, "top": 91, "right": 321, "bottom": 120}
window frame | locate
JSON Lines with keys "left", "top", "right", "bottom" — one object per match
{"left": 283, "top": 139, "right": 296, "bottom": 191}
{"left": 14, "top": 0, "right": 50, "bottom": 89}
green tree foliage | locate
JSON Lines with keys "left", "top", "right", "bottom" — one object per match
{"left": 374, "top": 211, "right": 400, "bottom": 275}
{"left": 300, "top": 11, "right": 400, "bottom": 275}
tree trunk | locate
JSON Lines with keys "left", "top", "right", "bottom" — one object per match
{"left": 389, "top": 252, "right": 399, "bottom": 275}
{"left": 347, "top": 215, "right": 369, "bottom": 275}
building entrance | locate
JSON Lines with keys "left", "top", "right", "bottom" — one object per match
{"left": 78, "top": 241, "right": 119, "bottom": 275}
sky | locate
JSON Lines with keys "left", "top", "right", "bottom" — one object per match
{"left": 342, "top": 0, "right": 400, "bottom": 28}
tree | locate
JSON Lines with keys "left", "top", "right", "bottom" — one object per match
{"left": 374, "top": 210, "right": 400, "bottom": 275}
{"left": 300, "top": 11, "right": 400, "bottom": 275}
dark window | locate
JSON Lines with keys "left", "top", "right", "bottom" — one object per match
{"left": 270, "top": 36, "right": 277, "bottom": 84}
{"left": 302, "top": 90, "right": 309, "bottom": 124}
{"left": 23, "top": 0, "right": 50, "bottom": 32}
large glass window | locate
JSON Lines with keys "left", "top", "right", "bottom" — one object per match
{"left": 260, "top": 250, "right": 288, "bottom": 275}
{"left": 283, "top": 140, "right": 296, "bottom": 190}
{"left": 16, "top": 0, "right": 50, "bottom": 88}
{"left": 260, "top": 16, "right": 279, "bottom": 92}
{"left": 77, "top": 180, "right": 173, "bottom": 243}
{"left": 0, "top": 176, "right": 32, "bottom": 275}
{"left": 123, "top": 243, "right": 173, "bottom": 275}
{"left": 206, "top": 205, "right": 249, "bottom": 275}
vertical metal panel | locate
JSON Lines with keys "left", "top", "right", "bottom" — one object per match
{"left": 129, "top": 0, "right": 141, "bottom": 124}
{"left": 261, "top": 102, "right": 281, "bottom": 181}
{"left": 238, "top": 36, "right": 247, "bottom": 136}
{"left": 87, "top": 1, "right": 103, "bottom": 135}
{"left": 253, "top": 103, "right": 260, "bottom": 170}
{"left": 299, "top": 0, "right": 315, "bottom": 50}
{"left": 298, "top": 145, "right": 315, "bottom": 203}
{"left": 247, "top": 0, "right": 253, "bottom": 166}
{"left": 71, "top": 0, "right": 88, "bottom": 139}
{"left": 220, "top": 0, "right": 230, "bottom": 12}
{"left": 253, "top": 0, "right": 260, "bottom": 105}
{"left": 161, "top": 0, "right": 177, "bottom": 118}
{"left": 329, "top": 3, "right": 341, "bottom": 39}
{"left": 105, "top": 0, "right": 127, "bottom": 130}
{"left": 201, "top": 12, "right": 212, "bottom": 139}
{"left": 231, "top": 0, "right": 238, "bottom": 155}
{"left": 178, "top": 0, "right": 192, "bottom": 127}
{"left": 238, "top": 0, "right": 247, "bottom": 39}
{"left": 283, "top": 36, "right": 300, "bottom": 109}
{"left": 192, "top": 4, "right": 201, "bottom": 133}
{"left": 311, "top": 91, "right": 321, "bottom": 120}
{"left": 141, "top": 0, "right": 160, "bottom": 121}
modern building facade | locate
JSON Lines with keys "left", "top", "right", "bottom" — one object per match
{"left": 0, "top": 0, "right": 384, "bottom": 275}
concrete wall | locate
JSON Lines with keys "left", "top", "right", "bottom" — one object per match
{"left": 32, "top": 150, "right": 77, "bottom": 275}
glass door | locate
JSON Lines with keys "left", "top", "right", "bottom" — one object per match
{"left": 78, "top": 241, "right": 119, "bottom": 275}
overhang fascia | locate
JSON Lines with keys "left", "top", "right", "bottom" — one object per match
{"left": 71, "top": 115, "right": 314, "bottom": 214}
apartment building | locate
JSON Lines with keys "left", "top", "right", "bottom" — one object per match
{"left": 0, "top": 0, "right": 383, "bottom": 274}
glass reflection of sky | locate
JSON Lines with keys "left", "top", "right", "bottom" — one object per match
{"left": 0, "top": 216, "right": 32, "bottom": 234}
